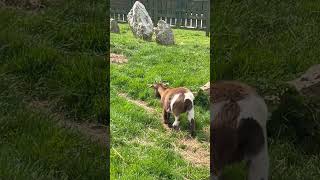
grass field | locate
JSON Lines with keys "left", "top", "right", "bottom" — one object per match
{"left": 110, "top": 24, "right": 210, "bottom": 179}
{"left": 0, "top": 1, "right": 108, "bottom": 179}
{"left": 212, "top": 0, "right": 320, "bottom": 179}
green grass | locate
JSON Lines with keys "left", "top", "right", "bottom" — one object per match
{"left": 111, "top": 24, "right": 210, "bottom": 178}
{"left": 0, "top": 74, "right": 107, "bottom": 179}
{"left": 0, "top": 0, "right": 107, "bottom": 122}
{"left": 212, "top": 0, "right": 320, "bottom": 179}
{"left": 212, "top": 0, "right": 320, "bottom": 94}
{"left": 0, "top": 1, "right": 108, "bottom": 179}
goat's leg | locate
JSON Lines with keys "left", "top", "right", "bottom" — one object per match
{"left": 247, "top": 143, "right": 269, "bottom": 180}
{"left": 172, "top": 115, "right": 180, "bottom": 130}
{"left": 166, "top": 112, "right": 172, "bottom": 127}
{"left": 162, "top": 109, "right": 169, "bottom": 125}
{"left": 187, "top": 107, "right": 196, "bottom": 136}
{"left": 211, "top": 151, "right": 223, "bottom": 180}
{"left": 210, "top": 174, "right": 221, "bottom": 180}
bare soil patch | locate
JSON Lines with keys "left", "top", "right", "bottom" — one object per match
{"left": 29, "top": 100, "right": 108, "bottom": 146}
{"left": 118, "top": 93, "right": 155, "bottom": 113}
{"left": 110, "top": 53, "right": 128, "bottom": 64}
{"left": 175, "top": 138, "right": 210, "bottom": 167}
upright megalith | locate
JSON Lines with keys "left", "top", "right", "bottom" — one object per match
{"left": 154, "top": 20, "right": 175, "bottom": 45}
{"left": 110, "top": 18, "right": 120, "bottom": 33}
{"left": 127, "top": 1, "right": 154, "bottom": 41}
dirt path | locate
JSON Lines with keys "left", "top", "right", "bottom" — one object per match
{"left": 110, "top": 53, "right": 128, "bottom": 64}
{"left": 28, "top": 100, "right": 108, "bottom": 146}
{"left": 118, "top": 93, "right": 210, "bottom": 167}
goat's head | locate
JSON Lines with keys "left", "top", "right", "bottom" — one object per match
{"left": 148, "top": 81, "right": 169, "bottom": 98}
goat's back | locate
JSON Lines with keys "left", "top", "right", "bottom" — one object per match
{"left": 161, "top": 87, "right": 193, "bottom": 114}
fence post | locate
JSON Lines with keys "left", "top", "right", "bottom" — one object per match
{"left": 176, "top": 0, "right": 181, "bottom": 29}
{"left": 154, "top": 0, "right": 158, "bottom": 24}
{"left": 206, "top": 0, "right": 210, "bottom": 36}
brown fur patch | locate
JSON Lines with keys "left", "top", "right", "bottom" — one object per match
{"left": 190, "top": 118, "right": 196, "bottom": 137}
{"left": 184, "top": 99, "right": 193, "bottom": 112}
{"left": 238, "top": 118, "right": 265, "bottom": 156}
{"left": 212, "top": 101, "right": 240, "bottom": 129}
{"left": 211, "top": 101, "right": 241, "bottom": 174}
{"left": 210, "top": 80, "right": 257, "bottom": 103}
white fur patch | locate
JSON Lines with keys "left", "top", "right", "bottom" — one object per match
{"left": 173, "top": 115, "right": 180, "bottom": 127}
{"left": 184, "top": 91, "right": 194, "bottom": 101}
{"left": 184, "top": 91, "right": 194, "bottom": 121}
{"left": 247, "top": 142, "right": 269, "bottom": 180}
{"left": 237, "top": 94, "right": 268, "bottom": 130}
{"left": 170, "top": 93, "right": 181, "bottom": 112}
{"left": 187, "top": 107, "right": 194, "bottom": 122}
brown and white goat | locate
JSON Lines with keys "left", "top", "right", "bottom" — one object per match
{"left": 210, "top": 81, "right": 269, "bottom": 180}
{"left": 150, "top": 82, "right": 195, "bottom": 136}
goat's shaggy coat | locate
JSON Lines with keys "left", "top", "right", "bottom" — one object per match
{"left": 151, "top": 83, "right": 195, "bottom": 136}
{"left": 210, "top": 81, "right": 269, "bottom": 180}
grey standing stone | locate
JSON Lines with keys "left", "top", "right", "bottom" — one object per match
{"left": 110, "top": 18, "right": 120, "bottom": 33}
{"left": 154, "top": 20, "right": 175, "bottom": 45}
{"left": 127, "top": 1, "right": 154, "bottom": 41}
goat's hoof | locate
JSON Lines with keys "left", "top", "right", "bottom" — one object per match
{"left": 190, "top": 131, "right": 196, "bottom": 137}
{"left": 173, "top": 125, "right": 180, "bottom": 131}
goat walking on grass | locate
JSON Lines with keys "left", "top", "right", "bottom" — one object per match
{"left": 150, "top": 82, "right": 196, "bottom": 136}
{"left": 210, "top": 81, "right": 269, "bottom": 180}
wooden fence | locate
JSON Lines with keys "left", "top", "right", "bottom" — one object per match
{"left": 110, "top": 0, "right": 210, "bottom": 36}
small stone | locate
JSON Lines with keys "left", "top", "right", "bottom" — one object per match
{"left": 200, "top": 82, "right": 210, "bottom": 94}
{"left": 110, "top": 18, "right": 120, "bottom": 33}
{"left": 288, "top": 64, "right": 320, "bottom": 97}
